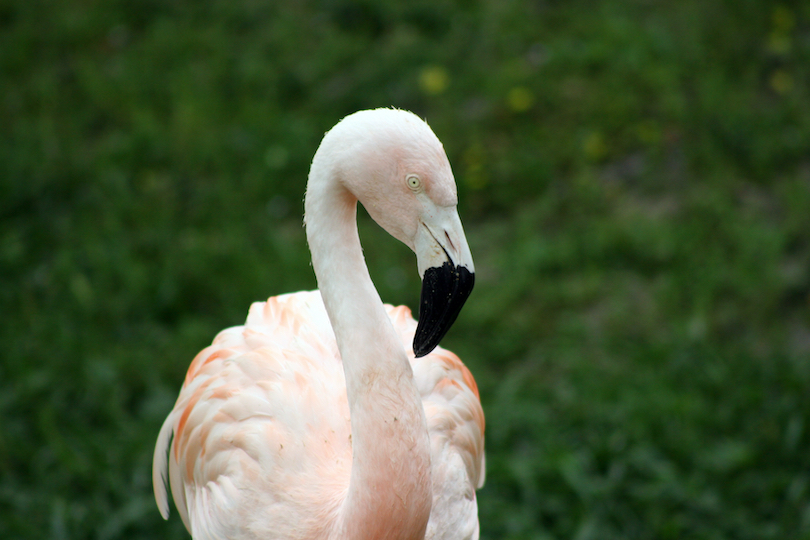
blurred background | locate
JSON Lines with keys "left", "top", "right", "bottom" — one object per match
{"left": 2, "top": 0, "right": 810, "bottom": 538}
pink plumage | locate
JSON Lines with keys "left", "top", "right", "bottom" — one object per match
{"left": 153, "top": 109, "right": 484, "bottom": 539}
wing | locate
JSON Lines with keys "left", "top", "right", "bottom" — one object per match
{"left": 386, "top": 305, "right": 486, "bottom": 540}
{"left": 153, "top": 291, "right": 352, "bottom": 540}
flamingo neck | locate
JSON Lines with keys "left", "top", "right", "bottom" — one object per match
{"left": 304, "top": 168, "right": 432, "bottom": 540}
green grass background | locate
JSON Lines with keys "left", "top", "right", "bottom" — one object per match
{"left": 2, "top": 0, "right": 810, "bottom": 538}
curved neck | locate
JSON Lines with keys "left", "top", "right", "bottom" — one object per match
{"left": 305, "top": 165, "right": 432, "bottom": 540}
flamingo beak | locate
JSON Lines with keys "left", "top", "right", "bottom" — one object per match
{"left": 412, "top": 208, "right": 475, "bottom": 358}
{"left": 413, "top": 261, "right": 474, "bottom": 358}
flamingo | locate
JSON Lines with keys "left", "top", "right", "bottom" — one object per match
{"left": 153, "top": 108, "right": 485, "bottom": 540}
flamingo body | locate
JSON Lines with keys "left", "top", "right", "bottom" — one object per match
{"left": 154, "top": 109, "right": 484, "bottom": 539}
{"left": 154, "top": 292, "right": 484, "bottom": 539}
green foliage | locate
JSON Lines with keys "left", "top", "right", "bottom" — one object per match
{"left": 2, "top": 0, "right": 809, "bottom": 538}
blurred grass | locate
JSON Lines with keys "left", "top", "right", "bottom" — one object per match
{"left": 2, "top": 0, "right": 810, "bottom": 538}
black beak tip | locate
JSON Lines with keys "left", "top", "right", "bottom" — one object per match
{"left": 412, "top": 263, "right": 474, "bottom": 358}
{"left": 413, "top": 343, "right": 431, "bottom": 359}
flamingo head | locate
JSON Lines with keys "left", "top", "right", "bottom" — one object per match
{"left": 315, "top": 108, "right": 475, "bottom": 357}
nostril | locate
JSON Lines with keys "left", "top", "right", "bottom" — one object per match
{"left": 444, "top": 230, "right": 456, "bottom": 252}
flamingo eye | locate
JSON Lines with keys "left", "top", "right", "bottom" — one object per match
{"left": 406, "top": 174, "right": 422, "bottom": 192}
